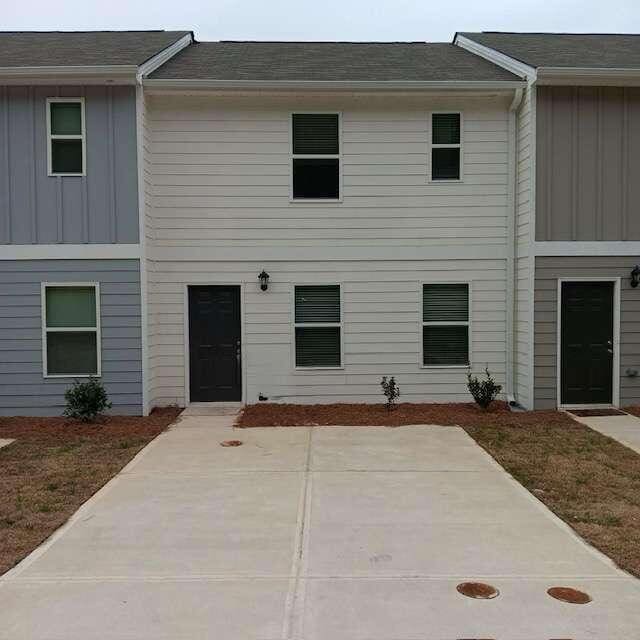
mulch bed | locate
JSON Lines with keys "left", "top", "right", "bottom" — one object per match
{"left": 0, "top": 407, "right": 181, "bottom": 576}
{"left": 237, "top": 401, "right": 572, "bottom": 429}
{"left": 237, "top": 401, "right": 640, "bottom": 578}
{"left": 623, "top": 406, "right": 640, "bottom": 419}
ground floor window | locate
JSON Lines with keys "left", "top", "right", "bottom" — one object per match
{"left": 42, "top": 283, "right": 101, "bottom": 377}
{"left": 422, "top": 283, "right": 470, "bottom": 366}
{"left": 294, "top": 285, "right": 342, "bottom": 367}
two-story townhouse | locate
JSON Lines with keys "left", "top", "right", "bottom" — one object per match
{"left": 457, "top": 32, "right": 640, "bottom": 410}
{"left": 141, "top": 42, "right": 525, "bottom": 408}
{"left": 0, "top": 30, "right": 192, "bottom": 415}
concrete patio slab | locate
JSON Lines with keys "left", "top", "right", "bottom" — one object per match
{"left": 0, "top": 438, "right": 14, "bottom": 450}
{"left": 1, "top": 407, "right": 639, "bottom": 639}
{"left": 575, "top": 413, "right": 640, "bottom": 455}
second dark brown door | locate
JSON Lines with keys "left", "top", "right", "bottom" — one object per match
{"left": 560, "top": 281, "right": 614, "bottom": 406}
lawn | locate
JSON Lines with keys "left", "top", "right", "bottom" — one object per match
{"left": 238, "top": 402, "right": 640, "bottom": 578}
{"left": 0, "top": 407, "right": 180, "bottom": 576}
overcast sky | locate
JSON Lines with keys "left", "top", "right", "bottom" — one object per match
{"left": 3, "top": 0, "right": 639, "bottom": 41}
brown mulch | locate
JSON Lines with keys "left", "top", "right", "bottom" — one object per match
{"left": 623, "top": 406, "right": 640, "bottom": 419}
{"left": 0, "top": 407, "right": 181, "bottom": 576}
{"left": 237, "top": 401, "right": 572, "bottom": 429}
{"left": 237, "top": 401, "right": 640, "bottom": 578}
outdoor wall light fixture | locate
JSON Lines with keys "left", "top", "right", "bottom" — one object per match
{"left": 631, "top": 265, "right": 640, "bottom": 288}
{"left": 258, "top": 270, "right": 270, "bottom": 291}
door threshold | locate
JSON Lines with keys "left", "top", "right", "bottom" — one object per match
{"left": 560, "top": 404, "right": 617, "bottom": 411}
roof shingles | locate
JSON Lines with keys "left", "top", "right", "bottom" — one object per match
{"left": 0, "top": 31, "right": 191, "bottom": 68}
{"left": 459, "top": 32, "right": 640, "bottom": 70}
{"left": 149, "top": 41, "right": 520, "bottom": 82}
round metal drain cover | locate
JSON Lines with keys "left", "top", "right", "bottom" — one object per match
{"left": 456, "top": 582, "right": 499, "bottom": 599}
{"left": 220, "top": 440, "right": 243, "bottom": 447}
{"left": 547, "top": 586, "right": 592, "bottom": 604}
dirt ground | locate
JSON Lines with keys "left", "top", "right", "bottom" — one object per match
{"left": 0, "top": 408, "right": 181, "bottom": 575}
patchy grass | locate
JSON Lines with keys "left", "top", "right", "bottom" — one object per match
{"left": 238, "top": 402, "right": 640, "bottom": 578}
{"left": 0, "top": 408, "right": 180, "bottom": 576}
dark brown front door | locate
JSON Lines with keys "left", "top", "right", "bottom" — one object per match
{"left": 560, "top": 281, "right": 614, "bottom": 406}
{"left": 188, "top": 286, "right": 241, "bottom": 402}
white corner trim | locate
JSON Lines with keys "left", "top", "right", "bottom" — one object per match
{"left": 1, "top": 244, "right": 141, "bottom": 260}
{"left": 535, "top": 241, "right": 640, "bottom": 257}
{"left": 137, "top": 33, "right": 193, "bottom": 81}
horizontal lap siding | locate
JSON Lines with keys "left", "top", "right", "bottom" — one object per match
{"left": 148, "top": 259, "right": 506, "bottom": 406}
{"left": 534, "top": 256, "right": 640, "bottom": 409}
{"left": 0, "top": 259, "right": 142, "bottom": 415}
{"left": 145, "top": 93, "right": 510, "bottom": 407}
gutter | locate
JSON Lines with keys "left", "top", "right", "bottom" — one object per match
{"left": 142, "top": 78, "right": 526, "bottom": 92}
{"left": 505, "top": 87, "right": 524, "bottom": 405}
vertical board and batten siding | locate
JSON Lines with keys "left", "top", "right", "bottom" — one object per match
{"left": 534, "top": 256, "right": 640, "bottom": 409}
{"left": 0, "top": 85, "right": 139, "bottom": 244}
{"left": 0, "top": 260, "right": 142, "bottom": 415}
{"left": 145, "top": 93, "right": 511, "bottom": 407}
{"left": 514, "top": 82, "right": 535, "bottom": 409}
{"left": 536, "top": 86, "right": 640, "bottom": 241}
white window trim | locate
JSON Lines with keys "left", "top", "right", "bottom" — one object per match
{"left": 420, "top": 280, "right": 472, "bottom": 369}
{"left": 428, "top": 111, "right": 464, "bottom": 183}
{"left": 41, "top": 282, "right": 101, "bottom": 378}
{"left": 289, "top": 111, "right": 343, "bottom": 203}
{"left": 556, "top": 277, "right": 620, "bottom": 410}
{"left": 46, "top": 97, "right": 86, "bottom": 177}
{"left": 292, "top": 283, "right": 344, "bottom": 370}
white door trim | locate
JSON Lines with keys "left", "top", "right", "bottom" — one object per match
{"left": 183, "top": 283, "right": 246, "bottom": 406}
{"left": 556, "top": 277, "right": 620, "bottom": 409}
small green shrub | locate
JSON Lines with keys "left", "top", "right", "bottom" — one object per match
{"left": 467, "top": 367, "right": 502, "bottom": 410}
{"left": 380, "top": 376, "right": 401, "bottom": 411}
{"left": 64, "top": 378, "right": 112, "bottom": 422}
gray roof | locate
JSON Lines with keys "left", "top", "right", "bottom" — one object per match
{"left": 148, "top": 41, "right": 520, "bottom": 82}
{"left": 459, "top": 32, "right": 640, "bottom": 69}
{"left": 0, "top": 30, "right": 191, "bottom": 68}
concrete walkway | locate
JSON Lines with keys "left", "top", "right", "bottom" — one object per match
{"left": 1, "top": 408, "right": 639, "bottom": 639}
{"left": 572, "top": 411, "right": 640, "bottom": 455}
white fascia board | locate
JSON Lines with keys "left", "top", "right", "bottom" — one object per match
{"left": 142, "top": 78, "right": 526, "bottom": 92}
{"left": 0, "top": 65, "right": 138, "bottom": 85}
{"left": 537, "top": 67, "right": 640, "bottom": 86}
{"left": 535, "top": 241, "right": 640, "bottom": 256}
{"left": 1, "top": 244, "right": 141, "bottom": 260}
{"left": 454, "top": 35, "right": 536, "bottom": 81}
{"left": 137, "top": 33, "right": 194, "bottom": 82}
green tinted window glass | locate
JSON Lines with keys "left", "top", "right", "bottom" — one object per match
{"left": 51, "top": 139, "right": 83, "bottom": 174}
{"left": 47, "top": 332, "right": 97, "bottom": 375}
{"left": 46, "top": 286, "right": 96, "bottom": 328}
{"left": 423, "top": 284, "right": 469, "bottom": 322}
{"left": 50, "top": 102, "right": 82, "bottom": 135}
{"left": 432, "top": 113, "right": 460, "bottom": 145}
{"left": 423, "top": 325, "right": 469, "bottom": 366}
{"left": 295, "top": 326, "right": 341, "bottom": 367}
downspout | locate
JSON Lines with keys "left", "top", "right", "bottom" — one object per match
{"left": 506, "top": 88, "right": 523, "bottom": 407}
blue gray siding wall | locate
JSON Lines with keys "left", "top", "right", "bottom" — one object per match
{"left": 0, "top": 85, "right": 139, "bottom": 245}
{"left": 0, "top": 259, "right": 142, "bottom": 415}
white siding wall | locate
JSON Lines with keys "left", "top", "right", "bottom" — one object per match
{"left": 514, "top": 83, "right": 535, "bottom": 408}
{"left": 145, "top": 92, "right": 512, "bottom": 407}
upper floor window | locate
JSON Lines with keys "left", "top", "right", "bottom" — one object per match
{"left": 42, "top": 283, "right": 101, "bottom": 377}
{"left": 292, "top": 113, "right": 340, "bottom": 200}
{"left": 431, "top": 113, "right": 461, "bottom": 181}
{"left": 47, "top": 98, "right": 85, "bottom": 176}
{"left": 422, "top": 283, "right": 469, "bottom": 366}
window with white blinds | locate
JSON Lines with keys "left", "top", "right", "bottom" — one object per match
{"left": 431, "top": 112, "right": 461, "bottom": 181}
{"left": 292, "top": 114, "right": 340, "bottom": 200}
{"left": 422, "top": 283, "right": 469, "bottom": 366}
{"left": 294, "top": 285, "right": 342, "bottom": 367}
